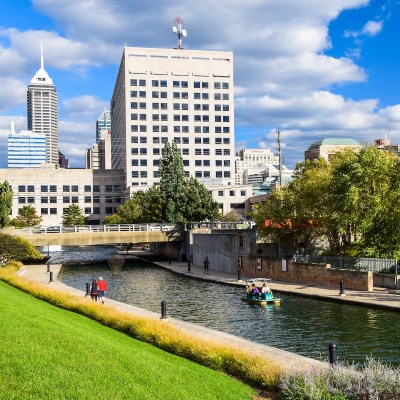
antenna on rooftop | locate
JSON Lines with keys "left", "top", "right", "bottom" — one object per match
{"left": 172, "top": 16, "right": 187, "bottom": 50}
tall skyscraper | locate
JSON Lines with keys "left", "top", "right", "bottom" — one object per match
{"left": 8, "top": 121, "right": 46, "bottom": 168}
{"left": 111, "top": 46, "right": 235, "bottom": 191}
{"left": 27, "top": 44, "right": 59, "bottom": 164}
{"left": 96, "top": 108, "right": 111, "bottom": 143}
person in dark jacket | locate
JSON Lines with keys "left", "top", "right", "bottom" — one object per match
{"left": 204, "top": 257, "right": 210, "bottom": 275}
{"left": 90, "top": 279, "right": 99, "bottom": 302}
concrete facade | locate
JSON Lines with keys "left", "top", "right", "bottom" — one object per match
{"left": 0, "top": 164, "right": 125, "bottom": 225}
{"left": 111, "top": 46, "right": 235, "bottom": 191}
{"left": 305, "top": 138, "right": 361, "bottom": 161}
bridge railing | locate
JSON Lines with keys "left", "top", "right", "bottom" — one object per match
{"left": 8, "top": 224, "right": 177, "bottom": 235}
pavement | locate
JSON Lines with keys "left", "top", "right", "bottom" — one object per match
{"left": 16, "top": 253, "right": 400, "bottom": 372}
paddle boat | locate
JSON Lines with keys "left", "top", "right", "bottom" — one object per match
{"left": 241, "top": 278, "right": 281, "bottom": 305}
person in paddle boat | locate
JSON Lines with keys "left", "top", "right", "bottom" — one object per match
{"left": 260, "top": 282, "right": 272, "bottom": 300}
{"left": 249, "top": 283, "right": 260, "bottom": 299}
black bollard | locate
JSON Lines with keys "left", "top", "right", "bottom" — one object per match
{"left": 339, "top": 280, "right": 345, "bottom": 296}
{"left": 85, "top": 282, "right": 90, "bottom": 296}
{"left": 187, "top": 260, "right": 191, "bottom": 272}
{"left": 161, "top": 300, "right": 167, "bottom": 319}
{"left": 237, "top": 270, "right": 242, "bottom": 281}
{"left": 49, "top": 271, "right": 53, "bottom": 283}
{"left": 46, "top": 263, "right": 51, "bottom": 273}
{"left": 329, "top": 342, "right": 337, "bottom": 365}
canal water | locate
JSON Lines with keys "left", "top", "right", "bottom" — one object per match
{"left": 58, "top": 256, "right": 400, "bottom": 366}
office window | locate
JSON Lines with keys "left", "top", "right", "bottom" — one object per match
{"left": 182, "top": 103, "right": 188, "bottom": 110}
{"left": 195, "top": 138, "right": 201, "bottom": 144}
{"left": 173, "top": 92, "right": 180, "bottom": 99}
{"left": 71, "top": 185, "right": 78, "bottom": 192}
{"left": 174, "top": 115, "right": 181, "bottom": 121}
{"left": 152, "top": 91, "right": 159, "bottom": 98}
{"left": 195, "top": 126, "right": 201, "bottom": 133}
{"left": 152, "top": 114, "right": 159, "bottom": 121}
{"left": 223, "top": 116, "right": 230, "bottom": 122}
{"left": 222, "top": 82, "right": 229, "bottom": 89}
{"left": 84, "top": 185, "right": 91, "bottom": 192}
{"left": 140, "top": 171, "right": 147, "bottom": 178}
{"left": 105, "top": 185, "right": 113, "bottom": 192}
{"left": 131, "top": 148, "right": 138, "bottom": 155}
{"left": 63, "top": 196, "right": 70, "bottom": 203}
{"left": 63, "top": 185, "right": 69, "bottom": 192}
{"left": 139, "top": 114, "right": 146, "bottom": 120}
{"left": 130, "top": 91, "right": 138, "bottom": 97}
{"left": 140, "top": 160, "right": 147, "bottom": 166}
{"left": 181, "top": 81, "right": 188, "bottom": 88}
{"left": 153, "top": 159, "right": 159, "bottom": 166}
{"left": 139, "top": 125, "right": 147, "bottom": 132}
{"left": 195, "top": 149, "right": 202, "bottom": 155}
{"left": 153, "top": 137, "right": 160, "bottom": 144}
{"left": 93, "top": 207, "right": 100, "bottom": 214}
{"left": 50, "top": 197, "right": 57, "bottom": 203}
{"left": 173, "top": 80, "right": 180, "bottom": 87}
{"left": 241, "top": 190, "right": 246, "bottom": 196}
{"left": 160, "top": 103, "right": 168, "bottom": 110}
{"left": 131, "top": 102, "right": 138, "bottom": 109}
{"left": 215, "top": 104, "right": 221, "bottom": 111}
{"left": 202, "top": 93, "right": 209, "bottom": 100}
{"left": 216, "top": 171, "right": 222, "bottom": 178}
{"left": 224, "top": 172, "right": 231, "bottom": 178}
{"left": 223, "top": 127, "right": 230, "bottom": 133}
{"left": 160, "top": 80, "right": 167, "bottom": 87}
{"left": 194, "top": 93, "right": 200, "bottom": 99}
{"left": 140, "top": 148, "right": 147, "bottom": 155}
{"left": 215, "top": 116, "right": 222, "bottom": 122}
{"left": 202, "top": 104, "right": 209, "bottom": 111}
{"left": 152, "top": 103, "right": 159, "bottom": 109}
{"left": 50, "top": 208, "right": 57, "bottom": 214}
{"left": 224, "top": 149, "right": 231, "bottom": 155}
{"left": 223, "top": 93, "right": 229, "bottom": 100}
{"left": 85, "top": 207, "right": 91, "bottom": 214}
{"left": 160, "top": 91, "right": 167, "bottom": 98}
{"left": 202, "top": 82, "right": 209, "bottom": 89}
{"left": 93, "top": 196, "right": 100, "bottom": 203}
{"left": 50, "top": 185, "right": 57, "bottom": 192}
{"left": 140, "top": 137, "right": 147, "bottom": 143}
{"left": 131, "top": 159, "right": 139, "bottom": 166}
{"left": 215, "top": 127, "right": 222, "bottom": 133}
{"left": 27, "top": 185, "right": 34, "bottom": 192}
{"left": 204, "top": 160, "right": 210, "bottom": 167}
{"left": 203, "top": 116, "right": 209, "bottom": 122}
{"left": 41, "top": 197, "right": 48, "bottom": 203}
{"left": 106, "top": 196, "right": 113, "bottom": 203}
{"left": 182, "top": 126, "right": 189, "bottom": 133}
{"left": 84, "top": 196, "right": 91, "bottom": 203}
{"left": 131, "top": 136, "right": 138, "bottom": 143}
{"left": 41, "top": 185, "right": 48, "bottom": 192}
{"left": 182, "top": 92, "right": 188, "bottom": 99}
{"left": 224, "top": 160, "right": 231, "bottom": 167}
{"left": 204, "top": 172, "right": 210, "bottom": 178}
{"left": 194, "top": 81, "right": 200, "bottom": 88}
{"left": 218, "top": 190, "right": 224, "bottom": 196}
{"left": 195, "top": 171, "right": 202, "bottom": 178}
{"left": 161, "top": 114, "right": 168, "bottom": 121}
{"left": 173, "top": 103, "right": 180, "bottom": 110}
{"left": 223, "top": 138, "right": 230, "bottom": 144}
{"left": 139, "top": 102, "right": 146, "bottom": 109}
{"left": 216, "top": 160, "right": 222, "bottom": 166}
{"left": 131, "top": 125, "right": 138, "bottom": 132}
{"left": 152, "top": 80, "right": 159, "bottom": 87}
{"left": 93, "top": 185, "right": 100, "bottom": 193}
{"left": 139, "top": 79, "right": 146, "bottom": 86}
{"left": 41, "top": 208, "right": 48, "bottom": 215}
{"left": 223, "top": 104, "right": 229, "bottom": 111}
{"left": 18, "top": 197, "right": 26, "bottom": 204}
{"left": 130, "top": 79, "right": 137, "bottom": 86}
{"left": 195, "top": 160, "right": 202, "bottom": 166}
{"left": 183, "top": 160, "right": 189, "bottom": 166}
{"left": 203, "top": 149, "right": 210, "bottom": 155}
{"left": 214, "top": 82, "right": 221, "bottom": 89}
{"left": 71, "top": 196, "right": 78, "bottom": 203}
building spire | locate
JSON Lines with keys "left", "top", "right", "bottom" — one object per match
{"left": 40, "top": 41, "right": 44, "bottom": 70}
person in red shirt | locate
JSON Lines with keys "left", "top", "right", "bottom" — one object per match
{"left": 97, "top": 277, "right": 108, "bottom": 304}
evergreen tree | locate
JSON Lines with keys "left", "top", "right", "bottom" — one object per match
{"left": 10, "top": 205, "right": 42, "bottom": 227}
{"left": 182, "top": 177, "right": 219, "bottom": 222}
{"left": 62, "top": 204, "right": 86, "bottom": 226}
{"left": 159, "top": 141, "right": 186, "bottom": 223}
{"left": 0, "top": 181, "right": 13, "bottom": 228}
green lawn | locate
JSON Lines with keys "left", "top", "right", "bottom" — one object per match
{"left": 0, "top": 281, "right": 256, "bottom": 400}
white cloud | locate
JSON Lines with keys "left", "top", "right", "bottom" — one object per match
{"left": 362, "top": 20, "right": 383, "bottom": 36}
{"left": 0, "top": 77, "right": 27, "bottom": 112}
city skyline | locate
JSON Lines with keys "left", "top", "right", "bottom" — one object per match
{"left": 0, "top": 0, "right": 399, "bottom": 169}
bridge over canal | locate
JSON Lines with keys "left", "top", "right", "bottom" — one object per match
{"left": 3, "top": 224, "right": 182, "bottom": 247}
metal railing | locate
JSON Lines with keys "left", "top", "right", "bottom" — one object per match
{"left": 292, "top": 254, "right": 397, "bottom": 273}
{"left": 9, "top": 224, "right": 177, "bottom": 235}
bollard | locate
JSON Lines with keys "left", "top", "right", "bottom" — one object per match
{"left": 329, "top": 342, "right": 337, "bottom": 365}
{"left": 49, "top": 271, "right": 53, "bottom": 283}
{"left": 168, "top": 256, "right": 171, "bottom": 265}
{"left": 46, "top": 263, "right": 51, "bottom": 273}
{"left": 85, "top": 282, "right": 90, "bottom": 296}
{"left": 339, "top": 280, "right": 345, "bottom": 296}
{"left": 161, "top": 300, "right": 167, "bottom": 319}
{"left": 237, "top": 270, "right": 242, "bottom": 281}
{"left": 187, "top": 261, "right": 191, "bottom": 272}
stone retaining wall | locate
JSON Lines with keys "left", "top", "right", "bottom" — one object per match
{"left": 241, "top": 257, "right": 373, "bottom": 291}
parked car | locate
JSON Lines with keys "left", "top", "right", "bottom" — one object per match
{"left": 45, "top": 226, "right": 61, "bottom": 233}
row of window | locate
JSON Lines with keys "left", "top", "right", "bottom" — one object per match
{"left": 38, "top": 207, "right": 113, "bottom": 215}
{"left": 130, "top": 125, "right": 230, "bottom": 133}
{"left": 131, "top": 159, "right": 231, "bottom": 167}
{"left": 131, "top": 102, "right": 230, "bottom": 111}
{"left": 131, "top": 113, "right": 230, "bottom": 121}
{"left": 131, "top": 171, "right": 232, "bottom": 179}
{"left": 16, "top": 185, "right": 122, "bottom": 193}
{"left": 131, "top": 136, "right": 231, "bottom": 144}
{"left": 18, "top": 196, "right": 122, "bottom": 205}
{"left": 217, "top": 190, "right": 247, "bottom": 197}
{"left": 131, "top": 91, "right": 230, "bottom": 101}
{"left": 130, "top": 148, "right": 231, "bottom": 156}
{"left": 131, "top": 79, "right": 229, "bottom": 90}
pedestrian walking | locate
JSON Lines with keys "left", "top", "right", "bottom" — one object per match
{"left": 90, "top": 279, "right": 99, "bottom": 302}
{"left": 204, "top": 256, "right": 210, "bottom": 275}
{"left": 97, "top": 277, "right": 108, "bottom": 304}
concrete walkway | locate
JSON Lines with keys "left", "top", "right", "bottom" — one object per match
{"left": 17, "top": 255, "right": 400, "bottom": 372}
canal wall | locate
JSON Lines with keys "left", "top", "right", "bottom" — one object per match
{"left": 240, "top": 255, "right": 373, "bottom": 291}
{"left": 374, "top": 273, "right": 400, "bottom": 289}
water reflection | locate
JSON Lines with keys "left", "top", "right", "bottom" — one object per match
{"left": 59, "top": 258, "right": 400, "bottom": 365}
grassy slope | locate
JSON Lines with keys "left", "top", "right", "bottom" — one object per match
{"left": 0, "top": 281, "right": 256, "bottom": 400}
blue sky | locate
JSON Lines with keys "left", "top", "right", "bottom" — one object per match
{"left": 0, "top": 0, "right": 399, "bottom": 169}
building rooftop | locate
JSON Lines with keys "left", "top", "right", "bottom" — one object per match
{"left": 308, "top": 138, "right": 361, "bottom": 150}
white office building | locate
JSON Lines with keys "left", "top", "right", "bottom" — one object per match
{"left": 111, "top": 46, "right": 235, "bottom": 192}
{"left": 27, "top": 45, "right": 59, "bottom": 164}
{"left": 8, "top": 127, "right": 46, "bottom": 168}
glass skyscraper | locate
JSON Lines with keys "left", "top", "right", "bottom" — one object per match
{"left": 8, "top": 131, "right": 46, "bottom": 168}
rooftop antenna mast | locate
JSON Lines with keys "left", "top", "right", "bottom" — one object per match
{"left": 277, "top": 130, "right": 283, "bottom": 188}
{"left": 172, "top": 16, "right": 187, "bottom": 49}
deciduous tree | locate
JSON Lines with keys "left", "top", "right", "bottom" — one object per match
{"left": 0, "top": 233, "right": 43, "bottom": 266}
{"left": 0, "top": 181, "right": 13, "bottom": 228}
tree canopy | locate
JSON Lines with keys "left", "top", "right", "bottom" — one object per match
{"left": 0, "top": 181, "right": 13, "bottom": 228}
{"left": 252, "top": 146, "right": 400, "bottom": 258}
{"left": 0, "top": 233, "right": 43, "bottom": 266}
{"left": 62, "top": 204, "right": 86, "bottom": 226}
{"left": 9, "top": 205, "right": 42, "bottom": 227}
